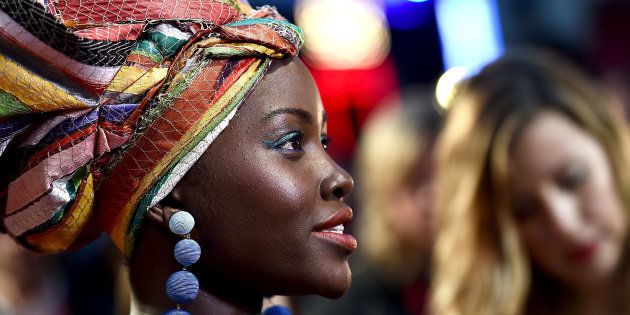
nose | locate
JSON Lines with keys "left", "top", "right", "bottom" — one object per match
{"left": 320, "top": 159, "right": 354, "bottom": 201}
{"left": 540, "top": 186, "right": 584, "bottom": 240}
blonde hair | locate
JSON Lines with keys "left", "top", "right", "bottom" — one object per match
{"left": 356, "top": 102, "right": 441, "bottom": 284}
{"left": 430, "top": 49, "right": 630, "bottom": 315}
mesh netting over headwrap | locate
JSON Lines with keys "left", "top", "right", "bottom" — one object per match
{"left": 0, "top": 0, "right": 303, "bottom": 257}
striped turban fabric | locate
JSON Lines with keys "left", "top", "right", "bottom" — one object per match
{"left": 0, "top": 0, "right": 303, "bottom": 257}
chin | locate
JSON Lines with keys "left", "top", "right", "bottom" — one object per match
{"left": 315, "top": 263, "right": 352, "bottom": 299}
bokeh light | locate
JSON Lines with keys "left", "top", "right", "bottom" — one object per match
{"left": 384, "top": 0, "right": 432, "bottom": 30}
{"left": 295, "top": 0, "right": 391, "bottom": 70}
{"left": 435, "top": 66, "right": 468, "bottom": 110}
{"left": 435, "top": 0, "right": 503, "bottom": 71}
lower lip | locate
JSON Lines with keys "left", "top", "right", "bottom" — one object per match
{"left": 312, "top": 232, "right": 358, "bottom": 252}
{"left": 568, "top": 242, "right": 599, "bottom": 263}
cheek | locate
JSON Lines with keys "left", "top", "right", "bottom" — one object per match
{"left": 582, "top": 176, "right": 627, "bottom": 240}
{"left": 519, "top": 222, "right": 562, "bottom": 269}
{"left": 254, "top": 166, "right": 310, "bottom": 212}
{"left": 241, "top": 150, "right": 317, "bottom": 222}
{"left": 214, "top": 157, "right": 314, "bottom": 237}
{"left": 194, "top": 149, "right": 319, "bottom": 262}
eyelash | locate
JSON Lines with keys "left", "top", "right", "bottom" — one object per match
{"left": 264, "top": 131, "right": 304, "bottom": 154}
{"left": 263, "top": 132, "right": 331, "bottom": 156}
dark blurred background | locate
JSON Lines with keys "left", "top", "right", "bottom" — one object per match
{"left": 247, "top": 0, "right": 630, "bottom": 165}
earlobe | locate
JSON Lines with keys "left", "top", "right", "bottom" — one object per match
{"left": 147, "top": 205, "right": 180, "bottom": 226}
{"left": 148, "top": 186, "right": 187, "bottom": 225}
{"left": 146, "top": 206, "right": 166, "bottom": 224}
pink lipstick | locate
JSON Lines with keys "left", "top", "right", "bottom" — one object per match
{"left": 312, "top": 207, "right": 357, "bottom": 251}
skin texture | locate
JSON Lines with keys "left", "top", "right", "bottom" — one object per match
{"left": 129, "top": 57, "right": 355, "bottom": 314}
{"left": 510, "top": 111, "right": 627, "bottom": 291}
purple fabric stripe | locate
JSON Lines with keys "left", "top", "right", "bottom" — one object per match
{"left": 0, "top": 116, "right": 33, "bottom": 140}
{"left": 100, "top": 103, "right": 138, "bottom": 124}
{"left": 40, "top": 109, "right": 98, "bottom": 144}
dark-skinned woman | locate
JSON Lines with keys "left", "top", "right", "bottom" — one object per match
{"left": 0, "top": 1, "right": 356, "bottom": 314}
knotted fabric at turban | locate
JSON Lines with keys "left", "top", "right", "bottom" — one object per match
{"left": 0, "top": 0, "right": 303, "bottom": 257}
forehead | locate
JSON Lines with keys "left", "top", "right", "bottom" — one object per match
{"left": 510, "top": 111, "right": 601, "bottom": 178}
{"left": 240, "top": 58, "right": 324, "bottom": 122}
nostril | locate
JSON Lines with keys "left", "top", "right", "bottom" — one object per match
{"left": 333, "top": 187, "right": 346, "bottom": 199}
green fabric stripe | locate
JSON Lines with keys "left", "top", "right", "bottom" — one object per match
{"left": 125, "top": 168, "right": 170, "bottom": 255}
{"left": 133, "top": 40, "right": 163, "bottom": 62}
{"left": 216, "top": 0, "right": 243, "bottom": 13}
{"left": 225, "top": 17, "right": 277, "bottom": 27}
{"left": 148, "top": 29, "right": 189, "bottom": 58}
{"left": 203, "top": 46, "right": 252, "bottom": 58}
{"left": 0, "top": 90, "right": 33, "bottom": 117}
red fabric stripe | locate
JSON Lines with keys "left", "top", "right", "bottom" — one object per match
{"left": 211, "top": 58, "right": 254, "bottom": 104}
{"left": 54, "top": 0, "right": 241, "bottom": 25}
{"left": 27, "top": 125, "right": 98, "bottom": 168}
{"left": 127, "top": 53, "right": 161, "bottom": 68}
{"left": 221, "top": 24, "right": 296, "bottom": 55}
{"left": 74, "top": 24, "right": 144, "bottom": 41}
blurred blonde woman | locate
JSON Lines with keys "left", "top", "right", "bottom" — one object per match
{"left": 351, "top": 95, "right": 442, "bottom": 315}
{"left": 431, "top": 49, "right": 630, "bottom": 315}
{"left": 358, "top": 97, "right": 441, "bottom": 289}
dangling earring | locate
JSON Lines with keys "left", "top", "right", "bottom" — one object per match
{"left": 262, "top": 295, "right": 293, "bottom": 315}
{"left": 164, "top": 211, "right": 201, "bottom": 315}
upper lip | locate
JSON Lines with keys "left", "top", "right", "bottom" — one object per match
{"left": 313, "top": 207, "right": 353, "bottom": 231}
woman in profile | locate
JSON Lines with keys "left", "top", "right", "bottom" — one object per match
{"left": 0, "top": 1, "right": 356, "bottom": 314}
{"left": 431, "top": 49, "right": 629, "bottom": 315}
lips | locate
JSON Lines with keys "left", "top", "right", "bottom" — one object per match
{"left": 568, "top": 241, "right": 599, "bottom": 264}
{"left": 312, "top": 207, "right": 357, "bottom": 251}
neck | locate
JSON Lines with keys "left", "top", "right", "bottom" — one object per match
{"left": 128, "top": 221, "right": 263, "bottom": 315}
{"left": 568, "top": 278, "right": 618, "bottom": 315}
{"left": 552, "top": 276, "right": 619, "bottom": 315}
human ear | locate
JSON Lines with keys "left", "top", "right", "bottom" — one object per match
{"left": 146, "top": 186, "right": 186, "bottom": 225}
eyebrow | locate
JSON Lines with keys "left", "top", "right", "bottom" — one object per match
{"left": 261, "top": 108, "right": 314, "bottom": 124}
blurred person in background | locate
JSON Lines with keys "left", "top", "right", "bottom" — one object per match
{"left": 431, "top": 49, "right": 630, "bottom": 315}
{"left": 297, "top": 90, "right": 442, "bottom": 315}
{"left": 0, "top": 234, "right": 69, "bottom": 315}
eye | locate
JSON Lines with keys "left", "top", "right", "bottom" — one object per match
{"left": 264, "top": 131, "right": 304, "bottom": 157}
{"left": 321, "top": 135, "right": 331, "bottom": 150}
{"left": 280, "top": 135, "right": 302, "bottom": 151}
{"left": 557, "top": 163, "right": 589, "bottom": 191}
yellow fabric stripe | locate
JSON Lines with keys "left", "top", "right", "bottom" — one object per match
{"left": 107, "top": 66, "right": 168, "bottom": 95}
{"left": 221, "top": 42, "right": 282, "bottom": 57}
{"left": 111, "top": 60, "right": 263, "bottom": 250}
{"left": 0, "top": 55, "right": 88, "bottom": 112}
{"left": 26, "top": 173, "right": 95, "bottom": 253}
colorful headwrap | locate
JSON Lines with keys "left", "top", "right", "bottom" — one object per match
{"left": 0, "top": 0, "right": 303, "bottom": 257}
